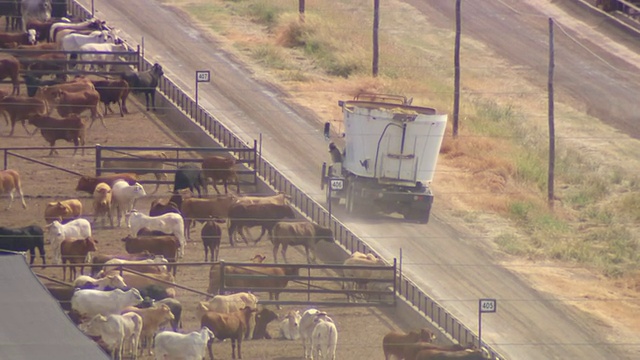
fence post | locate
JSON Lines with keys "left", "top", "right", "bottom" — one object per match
{"left": 95, "top": 144, "right": 102, "bottom": 176}
{"left": 3, "top": 149, "right": 7, "bottom": 170}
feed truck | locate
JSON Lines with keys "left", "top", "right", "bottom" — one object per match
{"left": 321, "top": 93, "right": 447, "bottom": 223}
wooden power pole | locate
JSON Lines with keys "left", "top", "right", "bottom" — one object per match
{"left": 373, "top": 0, "right": 380, "bottom": 77}
{"left": 453, "top": 0, "right": 461, "bottom": 138}
{"left": 548, "top": 18, "right": 556, "bottom": 208}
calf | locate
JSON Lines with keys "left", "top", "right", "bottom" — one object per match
{"left": 153, "top": 327, "right": 213, "bottom": 360}
{"left": 121, "top": 235, "right": 179, "bottom": 276}
{"left": 54, "top": 88, "right": 105, "bottom": 129}
{"left": 0, "top": 225, "right": 45, "bottom": 265}
{"left": 279, "top": 309, "right": 301, "bottom": 340}
{"left": 93, "top": 182, "right": 113, "bottom": 227}
{"left": 71, "top": 288, "right": 144, "bottom": 318}
{"left": 0, "top": 95, "right": 47, "bottom": 136}
{"left": 91, "top": 79, "right": 130, "bottom": 117}
{"left": 137, "top": 297, "right": 183, "bottom": 332}
{"left": 122, "top": 304, "right": 175, "bottom": 355}
{"left": 0, "top": 169, "right": 27, "bottom": 209}
{"left": 28, "top": 114, "right": 86, "bottom": 156}
{"left": 201, "top": 155, "right": 237, "bottom": 194}
{"left": 111, "top": 180, "right": 147, "bottom": 227}
{"left": 121, "top": 62, "right": 164, "bottom": 111}
{"left": 60, "top": 237, "right": 98, "bottom": 281}
{"left": 44, "top": 198, "right": 83, "bottom": 223}
{"left": 201, "top": 306, "right": 257, "bottom": 360}
{"left": 0, "top": 54, "right": 20, "bottom": 95}
{"left": 200, "top": 219, "right": 222, "bottom": 262}
{"left": 75, "top": 173, "right": 138, "bottom": 194}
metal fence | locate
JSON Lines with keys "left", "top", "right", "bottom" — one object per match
{"left": 67, "top": 1, "right": 504, "bottom": 358}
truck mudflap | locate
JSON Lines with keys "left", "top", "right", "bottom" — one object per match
{"left": 361, "top": 188, "right": 434, "bottom": 223}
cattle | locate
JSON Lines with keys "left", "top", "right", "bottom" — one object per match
{"left": 402, "top": 343, "right": 471, "bottom": 360}
{"left": 111, "top": 180, "right": 147, "bottom": 227}
{"left": 60, "top": 236, "right": 98, "bottom": 281}
{"left": 181, "top": 195, "right": 236, "bottom": 241}
{"left": 414, "top": 349, "right": 489, "bottom": 360}
{"left": 0, "top": 0, "right": 20, "bottom": 31}
{"left": 127, "top": 210, "right": 186, "bottom": 258}
{"left": 0, "top": 225, "right": 45, "bottom": 265}
{"left": 0, "top": 169, "right": 27, "bottom": 209}
{"left": 201, "top": 155, "right": 237, "bottom": 194}
{"left": 207, "top": 263, "right": 300, "bottom": 308}
{"left": 35, "top": 76, "right": 95, "bottom": 114}
{"left": 196, "top": 292, "right": 258, "bottom": 339}
{"left": 153, "top": 327, "right": 214, "bottom": 360}
{"left": 271, "top": 221, "right": 334, "bottom": 264}
{"left": 0, "top": 29, "right": 36, "bottom": 47}
{"left": 234, "top": 192, "right": 289, "bottom": 206}
{"left": 121, "top": 235, "right": 179, "bottom": 276}
{"left": 26, "top": 17, "right": 64, "bottom": 42}
{"left": 75, "top": 173, "right": 138, "bottom": 194}
{"left": 300, "top": 309, "right": 333, "bottom": 359}
{"left": 60, "top": 29, "right": 113, "bottom": 55}
{"left": 122, "top": 303, "right": 175, "bottom": 355}
{"left": 102, "top": 151, "right": 168, "bottom": 193}
{"left": 79, "top": 41, "right": 128, "bottom": 72}
{"left": 252, "top": 307, "right": 278, "bottom": 340}
{"left": 201, "top": 219, "right": 222, "bottom": 262}
{"left": 73, "top": 274, "right": 128, "bottom": 291}
{"left": 46, "top": 218, "right": 92, "bottom": 265}
{"left": 28, "top": 113, "right": 86, "bottom": 156}
{"left": 103, "top": 256, "right": 168, "bottom": 275}
{"left": 342, "top": 251, "right": 392, "bottom": 302}
{"left": 80, "top": 312, "right": 143, "bottom": 360}
{"left": 93, "top": 182, "right": 113, "bottom": 227}
{"left": 148, "top": 197, "right": 181, "bottom": 218}
{"left": 53, "top": 88, "right": 105, "bottom": 128}
{"left": 383, "top": 328, "right": 437, "bottom": 360}
{"left": 311, "top": 314, "right": 338, "bottom": 360}
{"left": 121, "top": 62, "right": 164, "bottom": 111}
{"left": 44, "top": 198, "right": 83, "bottom": 223}
{"left": 90, "top": 251, "right": 155, "bottom": 277}
{"left": 23, "top": 74, "right": 65, "bottom": 97}
{"left": 150, "top": 297, "right": 183, "bottom": 332}
{"left": 201, "top": 306, "right": 257, "bottom": 360}
{"left": 49, "top": 17, "right": 105, "bottom": 42}
{"left": 227, "top": 202, "right": 296, "bottom": 246}
{"left": 20, "top": 0, "right": 52, "bottom": 33}
{"left": 71, "top": 287, "right": 144, "bottom": 318}
{"left": 279, "top": 309, "right": 302, "bottom": 340}
{"left": 0, "top": 95, "right": 47, "bottom": 136}
{"left": 91, "top": 79, "right": 130, "bottom": 117}
{"left": 99, "top": 269, "right": 176, "bottom": 292}
{"left": 173, "top": 164, "right": 206, "bottom": 198}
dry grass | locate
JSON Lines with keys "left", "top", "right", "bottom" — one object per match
{"left": 168, "top": 0, "right": 640, "bottom": 280}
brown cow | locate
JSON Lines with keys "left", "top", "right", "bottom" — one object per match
{"left": 121, "top": 235, "right": 179, "bottom": 276}
{"left": 0, "top": 95, "right": 47, "bottom": 136}
{"left": 44, "top": 199, "right": 83, "bottom": 223}
{"left": 60, "top": 237, "right": 98, "bottom": 281}
{"left": 0, "top": 169, "right": 27, "bottom": 209}
{"left": 201, "top": 306, "right": 257, "bottom": 360}
{"left": 0, "top": 54, "right": 20, "bottom": 95}
{"left": 227, "top": 203, "right": 296, "bottom": 246}
{"left": 181, "top": 195, "right": 236, "bottom": 241}
{"left": 28, "top": 114, "right": 86, "bottom": 156}
{"left": 382, "top": 328, "right": 437, "bottom": 360}
{"left": 91, "top": 79, "right": 130, "bottom": 117}
{"left": 403, "top": 342, "right": 468, "bottom": 360}
{"left": 201, "top": 155, "right": 237, "bottom": 194}
{"left": 54, "top": 88, "right": 105, "bottom": 129}
{"left": 75, "top": 173, "right": 138, "bottom": 194}
{"left": 35, "top": 77, "right": 95, "bottom": 114}
{"left": 90, "top": 251, "right": 155, "bottom": 277}
{"left": 102, "top": 151, "right": 168, "bottom": 193}
{"left": 270, "top": 221, "right": 334, "bottom": 264}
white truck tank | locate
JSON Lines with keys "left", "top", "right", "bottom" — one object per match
{"left": 341, "top": 99, "right": 447, "bottom": 185}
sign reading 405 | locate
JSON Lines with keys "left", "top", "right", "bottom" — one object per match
{"left": 479, "top": 298, "right": 497, "bottom": 313}
{"left": 196, "top": 70, "right": 211, "bottom": 83}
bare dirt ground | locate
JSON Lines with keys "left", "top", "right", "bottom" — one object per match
{"left": 0, "top": 85, "right": 424, "bottom": 359}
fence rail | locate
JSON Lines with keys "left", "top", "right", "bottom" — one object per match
{"left": 63, "top": 1, "right": 505, "bottom": 358}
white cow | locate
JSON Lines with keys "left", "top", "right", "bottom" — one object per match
{"left": 79, "top": 42, "right": 129, "bottom": 72}
{"left": 127, "top": 210, "right": 186, "bottom": 258}
{"left": 46, "top": 219, "right": 92, "bottom": 265}
{"left": 279, "top": 309, "right": 302, "bottom": 340}
{"left": 104, "top": 257, "right": 169, "bottom": 274}
{"left": 60, "top": 30, "right": 114, "bottom": 54}
{"left": 153, "top": 328, "right": 214, "bottom": 360}
{"left": 300, "top": 309, "right": 333, "bottom": 359}
{"left": 80, "top": 312, "right": 143, "bottom": 360}
{"left": 73, "top": 274, "right": 128, "bottom": 290}
{"left": 112, "top": 180, "right": 147, "bottom": 227}
{"left": 71, "top": 288, "right": 144, "bottom": 319}
{"left": 311, "top": 315, "right": 338, "bottom": 360}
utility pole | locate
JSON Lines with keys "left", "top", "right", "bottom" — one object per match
{"left": 453, "top": 0, "right": 461, "bottom": 138}
{"left": 372, "top": 0, "right": 380, "bottom": 77}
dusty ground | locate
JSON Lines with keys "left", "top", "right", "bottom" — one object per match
{"left": 0, "top": 86, "right": 427, "bottom": 359}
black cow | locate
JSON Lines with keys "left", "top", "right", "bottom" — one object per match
{"left": 22, "top": 74, "right": 64, "bottom": 97}
{"left": 0, "top": 225, "right": 46, "bottom": 265}
{"left": 121, "top": 62, "right": 164, "bottom": 111}
{"left": 173, "top": 164, "right": 206, "bottom": 197}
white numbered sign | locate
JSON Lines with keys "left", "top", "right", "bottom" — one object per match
{"left": 479, "top": 299, "right": 497, "bottom": 313}
{"left": 196, "top": 70, "right": 211, "bottom": 82}
{"left": 330, "top": 179, "right": 344, "bottom": 191}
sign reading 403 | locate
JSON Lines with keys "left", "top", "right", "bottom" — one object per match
{"left": 196, "top": 70, "right": 211, "bottom": 83}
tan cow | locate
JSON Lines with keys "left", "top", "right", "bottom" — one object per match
{"left": 0, "top": 169, "right": 27, "bottom": 209}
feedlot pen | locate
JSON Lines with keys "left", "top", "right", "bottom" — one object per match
{"left": 0, "top": 89, "right": 421, "bottom": 360}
